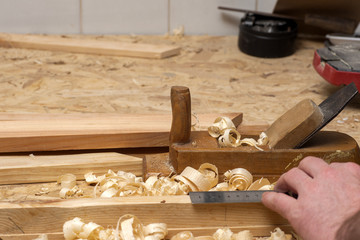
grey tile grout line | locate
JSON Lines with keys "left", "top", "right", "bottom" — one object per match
{"left": 79, "top": 0, "right": 83, "bottom": 34}
{"left": 167, "top": 0, "right": 171, "bottom": 34}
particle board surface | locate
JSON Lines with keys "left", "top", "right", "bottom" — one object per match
{"left": 0, "top": 35, "right": 358, "bottom": 146}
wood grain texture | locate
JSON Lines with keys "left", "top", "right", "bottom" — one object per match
{"left": 0, "top": 226, "right": 293, "bottom": 239}
{"left": 265, "top": 99, "right": 323, "bottom": 149}
{"left": 0, "top": 152, "right": 142, "bottom": 185}
{"left": 0, "top": 113, "right": 241, "bottom": 152}
{"left": 0, "top": 195, "right": 290, "bottom": 236}
{"left": 0, "top": 35, "right": 358, "bottom": 147}
{"left": 144, "top": 130, "right": 360, "bottom": 177}
{"left": 0, "top": 33, "right": 180, "bottom": 59}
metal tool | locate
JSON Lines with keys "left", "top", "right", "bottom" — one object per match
{"left": 189, "top": 190, "right": 272, "bottom": 204}
{"left": 295, "top": 82, "right": 358, "bottom": 148}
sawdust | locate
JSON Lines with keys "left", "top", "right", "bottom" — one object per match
{"left": 323, "top": 150, "right": 353, "bottom": 164}
{"left": 285, "top": 154, "right": 303, "bottom": 170}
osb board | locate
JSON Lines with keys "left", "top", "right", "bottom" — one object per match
{"left": 0, "top": 35, "right": 359, "bottom": 146}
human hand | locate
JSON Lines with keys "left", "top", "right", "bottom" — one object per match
{"left": 262, "top": 156, "right": 360, "bottom": 240}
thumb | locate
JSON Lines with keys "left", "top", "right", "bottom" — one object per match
{"left": 262, "top": 192, "right": 297, "bottom": 220}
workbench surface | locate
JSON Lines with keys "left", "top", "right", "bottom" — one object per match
{"left": 0, "top": 35, "right": 359, "bottom": 144}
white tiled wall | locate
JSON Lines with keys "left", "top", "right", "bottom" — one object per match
{"left": 82, "top": 0, "right": 168, "bottom": 35}
{"left": 0, "top": 0, "right": 275, "bottom": 35}
{"left": 0, "top": 0, "right": 80, "bottom": 34}
{"left": 170, "top": 0, "right": 254, "bottom": 36}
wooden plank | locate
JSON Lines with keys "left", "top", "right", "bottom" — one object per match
{"left": 0, "top": 152, "right": 142, "bottom": 185}
{"left": 0, "top": 33, "right": 180, "bottom": 59}
{"left": 0, "top": 196, "right": 290, "bottom": 236}
{"left": 0, "top": 225, "right": 293, "bottom": 239}
{"left": 0, "top": 113, "right": 241, "bottom": 153}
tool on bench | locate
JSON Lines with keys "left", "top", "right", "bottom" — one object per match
{"left": 313, "top": 41, "right": 360, "bottom": 89}
{"left": 218, "top": 6, "right": 357, "bottom": 35}
{"left": 143, "top": 86, "right": 360, "bottom": 179}
{"left": 190, "top": 190, "right": 297, "bottom": 204}
{"left": 190, "top": 190, "right": 271, "bottom": 203}
{"left": 266, "top": 82, "right": 358, "bottom": 149}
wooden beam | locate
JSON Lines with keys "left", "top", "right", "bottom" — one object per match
{"left": 0, "top": 196, "right": 290, "bottom": 236}
{"left": 0, "top": 33, "right": 180, "bottom": 59}
{"left": 0, "top": 152, "right": 142, "bottom": 185}
{"left": 0, "top": 225, "right": 293, "bottom": 239}
{"left": 0, "top": 113, "right": 242, "bottom": 152}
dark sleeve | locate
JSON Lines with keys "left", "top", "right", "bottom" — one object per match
{"left": 336, "top": 210, "right": 360, "bottom": 240}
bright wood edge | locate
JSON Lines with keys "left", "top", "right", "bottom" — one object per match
{"left": 0, "top": 152, "right": 142, "bottom": 185}
{"left": 0, "top": 33, "right": 180, "bottom": 59}
{"left": 0, "top": 196, "right": 289, "bottom": 235}
{"left": 0, "top": 225, "right": 294, "bottom": 239}
{"left": 265, "top": 99, "right": 323, "bottom": 149}
{"left": 0, "top": 113, "right": 243, "bottom": 137}
{"left": 0, "top": 113, "right": 242, "bottom": 152}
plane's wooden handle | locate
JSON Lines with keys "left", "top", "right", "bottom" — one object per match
{"left": 169, "top": 86, "right": 191, "bottom": 172}
{"left": 169, "top": 86, "right": 191, "bottom": 145}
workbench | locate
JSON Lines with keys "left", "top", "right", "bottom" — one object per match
{"left": 0, "top": 35, "right": 359, "bottom": 239}
{"left": 0, "top": 35, "right": 358, "bottom": 140}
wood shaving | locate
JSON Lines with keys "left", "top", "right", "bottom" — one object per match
{"left": 208, "top": 117, "right": 268, "bottom": 151}
{"left": 62, "top": 216, "right": 291, "bottom": 240}
{"left": 63, "top": 214, "right": 167, "bottom": 240}
{"left": 58, "top": 174, "right": 83, "bottom": 199}
{"left": 61, "top": 164, "right": 274, "bottom": 199}
{"left": 32, "top": 234, "right": 48, "bottom": 240}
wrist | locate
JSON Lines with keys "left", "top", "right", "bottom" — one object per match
{"left": 336, "top": 210, "right": 360, "bottom": 240}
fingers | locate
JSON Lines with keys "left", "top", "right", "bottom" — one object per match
{"left": 262, "top": 191, "right": 297, "bottom": 220}
{"left": 298, "top": 156, "right": 329, "bottom": 178}
{"left": 275, "top": 167, "right": 312, "bottom": 194}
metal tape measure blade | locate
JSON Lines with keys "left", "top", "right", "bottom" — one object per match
{"left": 189, "top": 190, "right": 273, "bottom": 204}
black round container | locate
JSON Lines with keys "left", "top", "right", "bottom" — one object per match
{"left": 238, "top": 13, "right": 298, "bottom": 58}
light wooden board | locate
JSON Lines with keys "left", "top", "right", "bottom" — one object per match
{"left": 0, "top": 195, "right": 290, "bottom": 237}
{"left": 0, "top": 152, "right": 142, "bottom": 185}
{"left": 265, "top": 99, "right": 323, "bottom": 149}
{"left": 0, "top": 33, "right": 180, "bottom": 59}
{"left": 0, "top": 113, "right": 241, "bottom": 152}
{"left": 0, "top": 226, "right": 293, "bottom": 239}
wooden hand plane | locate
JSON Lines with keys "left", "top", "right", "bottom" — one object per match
{"left": 143, "top": 86, "right": 360, "bottom": 180}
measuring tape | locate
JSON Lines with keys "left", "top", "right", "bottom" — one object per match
{"left": 189, "top": 190, "right": 273, "bottom": 204}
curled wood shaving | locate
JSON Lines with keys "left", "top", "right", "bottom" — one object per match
{"left": 172, "top": 227, "right": 290, "bottom": 240}
{"left": 59, "top": 186, "right": 84, "bottom": 199}
{"left": 224, "top": 168, "right": 253, "bottom": 191}
{"left": 208, "top": 117, "right": 268, "bottom": 151}
{"left": 58, "top": 173, "right": 77, "bottom": 189}
{"left": 268, "top": 228, "right": 292, "bottom": 240}
{"left": 247, "top": 178, "right": 271, "bottom": 191}
{"left": 177, "top": 163, "right": 218, "bottom": 191}
{"left": 58, "top": 174, "right": 83, "bottom": 199}
{"left": 62, "top": 215, "right": 291, "bottom": 240}
{"left": 63, "top": 164, "right": 273, "bottom": 199}
{"left": 208, "top": 117, "right": 235, "bottom": 138}
{"left": 84, "top": 164, "right": 218, "bottom": 198}
{"left": 63, "top": 215, "right": 167, "bottom": 240}
{"left": 32, "top": 234, "right": 48, "bottom": 240}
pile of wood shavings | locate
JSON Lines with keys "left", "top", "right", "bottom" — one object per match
{"left": 208, "top": 117, "right": 268, "bottom": 151}
{"left": 57, "top": 214, "right": 292, "bottom": 240}
{"left": 58, "top": 163, "right": 275, "bottom": 199}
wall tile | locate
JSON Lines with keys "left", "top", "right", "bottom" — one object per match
{"left": 0, "top": 0, "right": 80, "bottom": 34}
{"left": 170, "top": 0, "right": 255, "bottom": 36}
{"left": 82, "top": 0, "right": 168, "bottom": 35}
{"left": 257, "top": 0, "right": 277, "bottom": 12}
